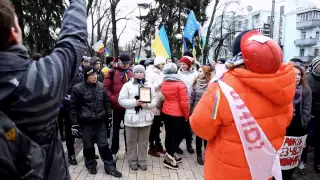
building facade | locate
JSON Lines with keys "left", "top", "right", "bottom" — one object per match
{"left": 280, "top": 0, "right": 320, "bottom": 62}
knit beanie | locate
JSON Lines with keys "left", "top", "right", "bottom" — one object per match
{"left": 133, "top": 65, "right": 146, "bottom": 74}
{"left": 83, "top": 65, "right": 96, "bottom": 79}
{"left": 232, "top": 30, "right": 251, "bottom": 56}
{"left": 311, "top": 56, "right": 320, "bottom": 76}
{"left": 179, "top": 56, "right": 193, "bottom": 67}
{"left": 154, "top": 56, "right": 166, "bottom": 65}
{"left": 163, "top": 63, "right": 178, "bottom": 74}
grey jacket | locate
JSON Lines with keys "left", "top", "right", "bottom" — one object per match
{"left": 0, "top": 0, "right": 87, "bottom": 179}
{"left": 190, "top": 83, "right": 208, "bottom": 113}
{"left": 300, "top": 86, "right": 312, "bottom": 129}
{"left": 0, "top": 111, "right": 46, "bottom": 180}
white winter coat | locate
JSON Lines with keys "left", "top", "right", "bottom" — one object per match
{"left": 118, "top": 79, "right": 157, "bottom": 127}
{"left": 145, "top": 67, "right": 164, "bottom": 116}
{"left": 178, "top": 68, "right": 198, "bottom": 97}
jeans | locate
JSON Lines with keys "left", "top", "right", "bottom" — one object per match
{"left": 59, "top": 107, "right": 75, "bottom": 157}
{"left": 149, "top": 115, "right": 162, "bottom": 146}
{"left": 196, "top": 136, "right": 207, "bottom": 155}
{"left": 111, "top": 110, "right": 127, "bottom": 154}
{"left": 163, "top": 113, "right": 185, "bottom": 156}
{"left": 81, "top": 121, "right": 115, "bottom": 171}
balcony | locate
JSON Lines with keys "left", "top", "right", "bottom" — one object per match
{"left": 294, "top": 56, "right": 315, "bottom": 62}
{"left": 294, "top": 38, "right": 318, "bottom": 46}
{"left": 297, "top": 20, "right": 320, "bottom": 30}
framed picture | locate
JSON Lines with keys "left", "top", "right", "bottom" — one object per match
{"left": 139, "top": 87, "right": 151, "bottom": 103}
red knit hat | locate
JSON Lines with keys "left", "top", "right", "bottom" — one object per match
{"left": 179, "top": 56, "right": 193, "bottom": 67}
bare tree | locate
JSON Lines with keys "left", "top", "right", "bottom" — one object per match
{"left": 203, "top": 0, "right": 240, "bottom": 63}
{"left": 110, "top": 0, "right": 136, "bottom": 56}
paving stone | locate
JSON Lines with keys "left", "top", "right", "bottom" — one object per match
{"left": 66, "top": 129, "right": 320, "bottom": 180}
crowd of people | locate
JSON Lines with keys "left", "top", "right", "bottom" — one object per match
{"left": 1, "top": 0, "right": 320, "bottom": 180}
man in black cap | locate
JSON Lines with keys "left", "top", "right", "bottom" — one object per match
{"left": 70, "top": 66, "right": 122, "bottom": 177}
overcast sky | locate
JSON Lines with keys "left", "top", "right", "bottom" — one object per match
{"left": 110, "top": 0, "right": 318, "bottom": 46}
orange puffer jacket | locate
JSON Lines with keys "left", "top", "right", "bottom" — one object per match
{"left": 161, "top": 80, "right": 190, "bottom": 120}
{"left": 190, "top": 63, "right": 295, "bottom": 180}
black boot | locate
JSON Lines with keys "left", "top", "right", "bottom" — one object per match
{"left": 148, "top": 143, "right": 160, "bottom": 157}
{"left": 197, "top": 154, "right": 204, "bottom": 165}
{"left": 68, "top": 155, "right": 77, "bottom": 165}
{"left": 187, "top": 143, "right": 195, "bottom": 154}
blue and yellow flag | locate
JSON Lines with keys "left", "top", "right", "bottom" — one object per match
{"left": 184, "top": 11, "right": 200, "bottom": 43}
{"left": 104, "top": 48, "right": 111, "bottom": 57}
{"left": 181, "top": 38, "right": 188, "bottom": 56}
{"left": 152, "top": 25, "right": 171, "bottom": 59}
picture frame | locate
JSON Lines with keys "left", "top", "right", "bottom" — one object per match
{"left": 139, "top": 87, "right": 151, "bottom": 103}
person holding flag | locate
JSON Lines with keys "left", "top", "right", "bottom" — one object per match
{"left": 190, "top": 30, "right": 296, "bottom": 179}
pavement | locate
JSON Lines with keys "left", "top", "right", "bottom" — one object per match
{"left": 63, "top": 129, "right": 320, "bottom": 180}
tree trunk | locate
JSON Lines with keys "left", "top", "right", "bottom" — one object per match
{"left": 203, "top": 0, "right": 220, "bottom": 64}
{"left": 111, "top": 3, "right": 119, "bottom": 56}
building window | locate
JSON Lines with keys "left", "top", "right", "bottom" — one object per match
{"left": 237, "top": 21, "right": 242, "bottom": 29}
{"left": 300, "top": 49, "right": 305, "bottom": 57}
{"left": 280, "top": 6, "right": 284, "bottom": 15}
{"left": 301, "top": 32, "right": 306, "bottom": 39}
{"left": 315, "top": 48, "right": 319, "bottom": 56}
{"left": 245, "top": 19, "right": 249, "bottom": 27}
{"left": 316, "top": 32, "right": 319, "bottom": 39}
{"left": 267, "top": 16, "right": 271, "bottom": 23}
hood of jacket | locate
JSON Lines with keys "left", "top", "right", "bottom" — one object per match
{"left": 163, "top": 74, "right": 185, "bottom": 82}
{"left": 229, "top": 63, "right": 295, "bottom": 106}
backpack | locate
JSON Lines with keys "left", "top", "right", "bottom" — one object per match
{"left": 0, "top": 111, "right": 46, "bottom": 180}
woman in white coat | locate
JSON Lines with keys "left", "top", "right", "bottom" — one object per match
{"left": 145, "top": 56, "right": 166, "bottom": 157}
{"left": 118, "top": 65, "right": 157, "bottom": 171}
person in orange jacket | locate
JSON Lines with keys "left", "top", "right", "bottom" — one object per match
{"left": 190, "top": 30, "right": 296, "bottom": 180}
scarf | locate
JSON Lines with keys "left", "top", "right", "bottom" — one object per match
{"left": 120, "top": 69, "right": 129, "bottom": 82}
{"left": 225, "top": 53, "right": 244, "bottom": 70}
{"left": 294, "top": 85, "right": 303, "bottom": 104}
{"left": 196, "top": 78, "right": 208, "bottom": 89}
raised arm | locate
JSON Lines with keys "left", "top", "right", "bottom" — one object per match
{"left": 32, "top": 0, "right": 88, "bottom": 100}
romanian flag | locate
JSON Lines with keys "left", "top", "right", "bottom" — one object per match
{"left": 92, "top": 40, "right": 104, "bottom": 53}
{"left": 104, "top": 48, "right": 111, "bottom": 57}
{"left": 152, "top": 25, "right": 171, "bottom": 59}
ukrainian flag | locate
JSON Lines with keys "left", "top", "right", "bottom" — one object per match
{"left": 104, "top": 48, "right": 111, "bottom": 57}
{"left": 152, "top": 25, "right": 171, "bottom": 59}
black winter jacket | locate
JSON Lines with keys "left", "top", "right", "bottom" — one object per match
{"left": 69, "top": 81, "right": 112, "bottom": 125}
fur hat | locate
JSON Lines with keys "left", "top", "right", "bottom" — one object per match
{"left": 154, "top": 56, "right": 166, "bottom": 66}
{"left": 163, "top": 63, "right": 178, "bottom": 74}
{"left": 179, "top": 56, "right": 193, "bottom": 67}
{"left": 133, "top": 65, "right": 146, "bottom": 74}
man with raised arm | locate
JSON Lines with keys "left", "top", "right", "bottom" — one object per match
{"left": 0, "top": 0, "right": 87, "bottom": 179}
